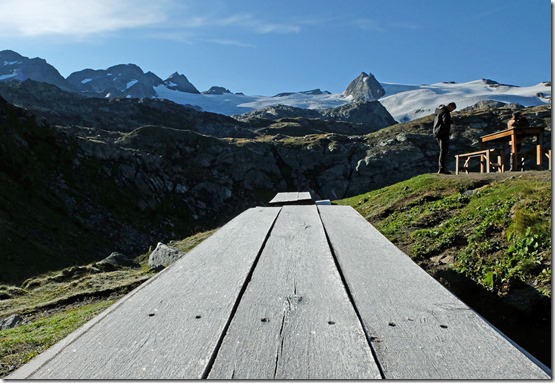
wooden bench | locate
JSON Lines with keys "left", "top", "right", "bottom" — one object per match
{"left": 9, "top": 205, "right": 550, "bottom": 379}
{"left": 455, "top": 149, "right": 504, "bottom": 175}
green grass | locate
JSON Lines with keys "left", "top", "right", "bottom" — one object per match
{"left": 169, "top": 229, "right": 218, "bottom": 253}
{"left": 0, "top": 299, "right": 114, "bottom": 376}
{"left": 0, "top": 228, "right": 216, "bottom": 378}
{"left": 336, "top": 172, "right": 552, "bottom": 297}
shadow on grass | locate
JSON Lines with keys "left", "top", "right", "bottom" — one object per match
{"left": 434, "top": 268, "right": 551, "bottom": 368}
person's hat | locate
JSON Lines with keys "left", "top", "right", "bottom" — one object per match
{"left": 512, "top": 111, "right": 521, "bottom": 117}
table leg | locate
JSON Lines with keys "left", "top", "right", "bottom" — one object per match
{"left": 510, "top": 134, "right": 517, "bottom": 171}
{"left": 536, "top": 134, "right": 543, "bottom": 170}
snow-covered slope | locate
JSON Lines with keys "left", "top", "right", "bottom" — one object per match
{"left": 156, "top": 78, "right": 550, "bottom": 122}
{"left": 380, "top": 80, "right": 551, "bottom": 122}
{"left": 154, "top": 85, "right": 353, "bottom": 116}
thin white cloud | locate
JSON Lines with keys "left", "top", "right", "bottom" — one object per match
{"left": 207, "top": 39, "right": 255, "bottom": 48}
{"left": 0, "top": 0, "right": 168, "bottom": 37}
{"left": 0, "top": 0, "right": 306, "bottom": 45}
{"left": 180, "top": 13, "right": 302, "bottom": 34}
{"left": 352, "top": 18, "right": 385, "bottom": 32}
{"left": 473, "top": 4, "right": 515, "bottom": 19}
{"left": 257, "top": 23, "right": 301, "bottom": 34}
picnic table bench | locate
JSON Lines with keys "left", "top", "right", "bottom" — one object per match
{"left": 455, "top": 148, "right": 504, "bottom": 175}
{"left": 8, "top": 202, "right": 550, "bottom": 379}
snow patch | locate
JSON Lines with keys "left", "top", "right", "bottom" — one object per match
{"left": 126, "top": 80, "right": 138, "bottom": 89}
{"left": 0, "top": 73, "right": 16, "bottom": 80}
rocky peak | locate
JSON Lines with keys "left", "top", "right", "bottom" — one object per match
{"left": 0, "top": 49, "right": 74, "bottom": 92}
{"left": 203, "top": 86, "right": 232, "bottom": 95}
{"left": 163, "top": 72, "right": 200, "bottom": 94}
{"left": 344, "top": 72, "right": 385, "bottom": 101}
{"left": 0, "top": 49, "right": 25, "bottom": 62}
{"left": 67, "top": 64, "right": 163, "bottom": 98}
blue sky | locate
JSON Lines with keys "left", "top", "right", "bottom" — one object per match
{"left": 0, "top": 0, "right": 551, "bottom": 95}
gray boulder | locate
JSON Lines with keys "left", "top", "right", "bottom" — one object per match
{"left": 96, "top": 252, "right": 138, "bottom": 268}
{"left": 0, "top": 314, "right": 22, "bottom": 330}
{"left": 148, "top": 243, "right": 186, "bottom": 271}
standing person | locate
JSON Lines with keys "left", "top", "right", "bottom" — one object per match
{"left": 432, "top": 102, "right": 457, "bottom": 174}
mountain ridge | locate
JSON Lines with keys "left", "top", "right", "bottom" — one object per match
{"left": 0, "top": 50, "right": 550, "bottom": 122}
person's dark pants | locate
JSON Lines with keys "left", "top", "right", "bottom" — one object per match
{"left": 436, "top": 137, "right": 449, "bottom": 172}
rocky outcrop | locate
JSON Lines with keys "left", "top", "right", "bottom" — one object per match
{"left": 273, "top": 89, "right": 331, "bottom": 97}
{"left": 163, "top": 72, "right": 200, "bottom": 94}
{"left": 460, "top": 100, "right": 507, "bottom": 112}
{"left": 96, "top": 252, "right": 138, "bottom": 269}
{"left": 148, "top": 243, "right": 186, "bottom": 270}
{"left": 320, "top": 101, "right": 397, "bottom": 128}
{"left": 0, "top": 314, "right": 22, "bottom": 330}
{"left": 236, "top": 100, "right": 397, "bottom": 133}
{"left": 203, "top": 86, "right": 232, "bottom": 95}
{"left": 344, "top": 72, "right": 385, "bottom": 101}
{"left": 237, "top": 104, "right": 322, "bottom": 121}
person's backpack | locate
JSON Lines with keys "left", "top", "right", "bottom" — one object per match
{"left": 432, "top": 112, "right": 441, "bottom": 138}
{"left": 431, "top": 105, "right": 449, "bottom": 138}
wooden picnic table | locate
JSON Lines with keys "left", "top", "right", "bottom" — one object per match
{"left": 481, "top": 126, "right": 545, "bottom": 171}
{"left": 8, "top": 204, "right": 551, "bottom": 380}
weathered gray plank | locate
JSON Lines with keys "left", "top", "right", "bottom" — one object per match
{"left": 269, "top": 192, "right": 295, "bottom": 203}
{"left": 269, "top": 191, "right": 312, "bottom": 204}
{"left": 208, "top": 205, "right": 381, "bottom": 379}
{"left": 317, "top": 205, "right": 550, "bottom": 379}
{"left": 10, "top": 207, "right": 281, "bottom": 380}
{"left": 296, "top": 191, "right": 312, "bottom": 201}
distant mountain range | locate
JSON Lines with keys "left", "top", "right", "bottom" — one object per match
{"left": 0, "top": 50, "right": 550, "bottom": 122}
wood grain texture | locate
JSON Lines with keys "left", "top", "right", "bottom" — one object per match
{"left": 317, "top": 205, "right": 550, "bottom": 379}
{"left": 15, "top": 207, "right": 281, "bottom": 380}
{"left": 208, "top": 205, "right": 381, "bottom": 379}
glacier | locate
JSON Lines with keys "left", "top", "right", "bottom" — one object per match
{"left": 155, "top": 79, "right": 550, "bottom": 122}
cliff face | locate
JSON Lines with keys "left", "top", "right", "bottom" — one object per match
{"left": 344, "top": 72, "right": 385, "bottom": 101}
{"left": 0, "top": 85, "right": 550, "bottom": 283}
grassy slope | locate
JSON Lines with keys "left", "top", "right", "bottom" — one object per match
{"left": 337, "top": 171, "right": 551, "bottom": 297}
{"left": 0, "top": 229, "right": 214, "bottom": 377}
